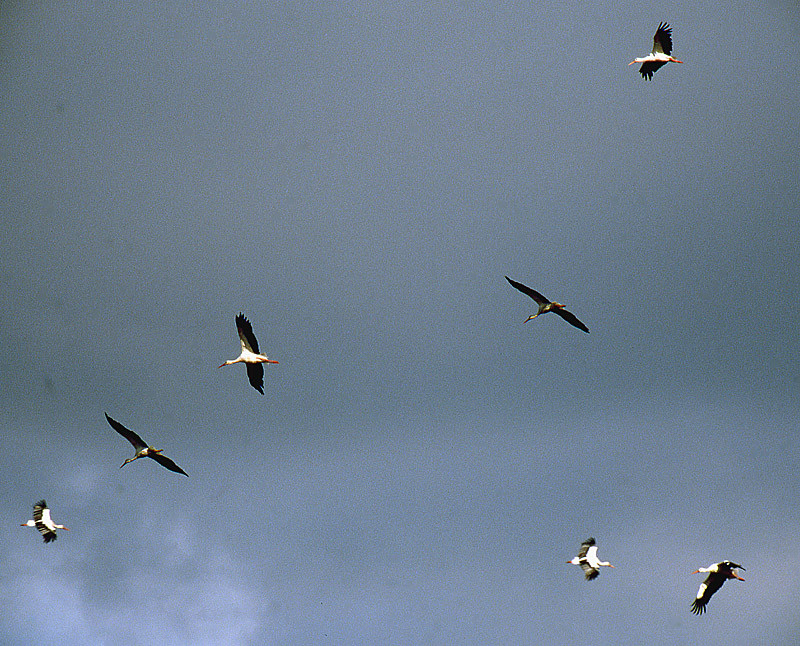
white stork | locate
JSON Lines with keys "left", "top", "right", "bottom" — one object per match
{"left": 690, "top": 560, "right": 745, "bottom": 614}
{"left": 567, "top": 537, "right": 615, "bottom": 580}
{"left": 218, "top": 313, "right": 279, "bottom": 394}
{"left": 21, "top": 500, "right": 68, "bottom": 543}
{"left": 629, "top": 22, "right": 683, "bottom": 80}
{"left": 505, "top": 276, "right": 589, "bottom": 333}
{"left": 106, "top": 413, "right": 188, "bottom": 476}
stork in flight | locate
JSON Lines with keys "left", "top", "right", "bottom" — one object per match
{"left": 567, "top": 537, "right": 615, "bottom": 580}
{"left": 629, "top": 22, "right": 683, "bottom": 80}
{"left": 690, "top": 560, "right": 745, "bottom": 614}
{"left": 505, "top": 276, "right": 589, "bottom": 333}
{"left": 106, "top": 413, "right": 188, "bottom": 476}
{"left": 219, "top": 313, "right": 279, "bottom": 394}
{"left": 21, "top": 500, "right": 68, "bottom": 543}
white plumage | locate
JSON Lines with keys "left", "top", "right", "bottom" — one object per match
{"left": 629, "top": 22, "right": 683, "bottom": 80}
{"left": 21, "top": 500, "right": 68, "bottom": 544}
{"left": 219, "top": 313, "right": 279, "bottom": 394}
{"left": 691, "top": 561, "right": 745, "bottom": 614}
{"left": 567, "top": 537, "right": 615, "bottom": 580}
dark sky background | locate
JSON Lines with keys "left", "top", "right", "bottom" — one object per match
{"left": 2, "top": 1, "right": 799, "bottom": 644}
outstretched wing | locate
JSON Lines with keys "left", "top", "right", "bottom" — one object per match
{"left": 652, "top": 22, "right": 673, "bottom": 56}
{"left": 639, "top": 60, "right": 667, "bottom": 80}
{"left": 554, "top": 307, "right": 590, "bottom": 333}
{"left": 33, "top": 502, "right": 57, "bottom": 543}
{"left": 690, "top": 573, "right": 725, "bottom": 615}
{"left": 105, "top": 413, "right": 147, "bottom": 451}
{"left": 578, "top": 538, "right": 595, "bottom": 559}
{"left": 505, "top": 276, "right": 550, "bottom": 305}
{"left": 150, "top": 452, "right": 189, "bottom": 477}
{"left": 246, "top": 362, "right": 265, "bottom": 395}
{"left": 33, "top": 500, "right": 47, "bottom": 523}
{"left": 581, "top": 562, "right": 600, "bottom": 580}
{"left": 236, "top": 313, "right": 261, "bottom": 353}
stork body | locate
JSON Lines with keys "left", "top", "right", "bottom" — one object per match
{"left": 505, "top": 276, "right": 589, "bottom": 333}
{"left": 690, "top": 561, "right": 745, "bottom": 614}
{"left": 106, "top": 413, "right": 188, "bottom": 476}
{"left": 21, "top": 500, "right": 68, "bottom": 543}
{"left": 219, "top": 313, "right": 279, "bottom": 394}
{"left": 629, "top": 22, "right": 683, "bottom": 79}
{"left": 567, "top": 537, "right": 615, "bottom": 580}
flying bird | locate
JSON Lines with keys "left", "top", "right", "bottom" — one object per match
{"left": 21, "top": 500, "right": 68, "bottom": 543}
{"left": 505, "top": 276, "right": 589, "bottom": 333}
{"left": 690, "top": 560, "right": 745, "bottom": 614}
{"left": 629, "top": 22, "right": 683, "bottom": 80}
{"left": 567, "top": 537, "right": 615, "bottom": 580}
{"left": 106, "top": 413, "right": 188, "bottom": 476}
{"left": 219, "top": 313, "right": 279, "bottom": 394}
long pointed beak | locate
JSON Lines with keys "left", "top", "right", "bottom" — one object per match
{"left": 733, "top": 573, "right": 745, "bottom": 581}
{"left": 62, "top": 527, "right": 70, "bottom": 531}
{"left": 691, "top": 569, "right": 700, "bottom": 574}
{"left": 524, "top": 315, "right": 536, "bottom": 323}
{"left": 217, "top": 363, "right": 226, "bottom": 368}
{"left": 608, "top": 564, "right": 616, "bottom": 568}
{"left": 265, "top": 359, "right": 279, "bottom": 364}
{"left": 628, "top": 60, "right": 636, "bottom": 65}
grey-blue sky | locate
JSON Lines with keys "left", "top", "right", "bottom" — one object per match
{"left": 1, "top": 1, "right": 799, "bottom": 644}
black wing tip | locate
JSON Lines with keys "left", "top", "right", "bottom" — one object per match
{"left": 657, "top": 21, "right": 671, "bottom": 33}
{"left": 35, "top": 499, "right": 47, "bottom": 508}
{"left": 504, "top": 276, "right": 549, "bottom": 304}
{"left": 42, "top": 533, "right": 57, "bottom": 544}
{"left": 104, "top": 412, "right": 122, "bottom": 427}
{"left": 690, "top": 600, "right": 706, "bottom": 615}
{"left": 583, "top": 537, "right": 596, "bottom": 545}
{"left": 585, "top": 570, "right": 599, "bottom": 581}
{"left": 149, "top": 453, "right": 189, "bottom": 477}
{"left": 170, "top": 463, "right": 190, "bottom": 477}
{"left": 555, "top": 308, "right": 590, "bottom": 332}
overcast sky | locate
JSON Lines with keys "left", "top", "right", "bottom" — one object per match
{"left": 1, "top": 1, "right": 799, "bottom": 644}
